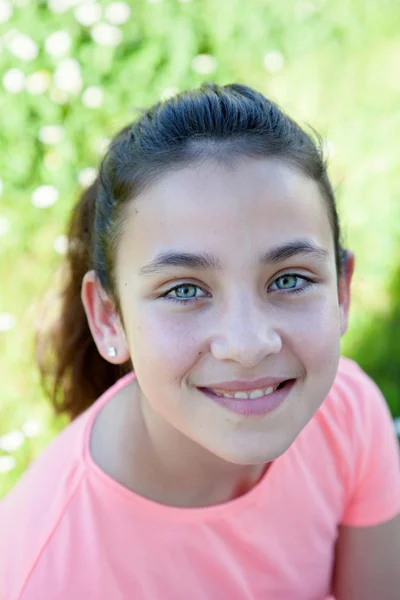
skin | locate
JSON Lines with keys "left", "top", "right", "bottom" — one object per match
{"left": 82, "top": 156, "right": 400, "bottom": 596}
{"left": 332, "top": 515, "right": 400, "bottom": 600}
{"left": 83, "top": 157, "right": 352, "bottom": 500}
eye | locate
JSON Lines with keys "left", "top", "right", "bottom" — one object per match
{"left": 269, "top": 274, "right": 315, "bottom": 295}
{"left": 161, "top": 283, "right": 209, "bottom": 304}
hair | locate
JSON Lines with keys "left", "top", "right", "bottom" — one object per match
{"left": 35, "top": 82, "right": 347, "bottom": 421}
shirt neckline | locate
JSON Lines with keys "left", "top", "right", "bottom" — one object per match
{"left": 82, "top": 371, "right": 286, "bottom": 521}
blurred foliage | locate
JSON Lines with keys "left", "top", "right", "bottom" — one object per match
{"left": 0, "top": 0, "right": 399, "bottom": 497}
{"left": 349, "top": 257, "right": 400, "bottom": 419}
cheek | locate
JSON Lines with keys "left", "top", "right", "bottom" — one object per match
{"left": 285, "top": 295, "right": 341, "bottom": 377}
{"left": 128, "top": 307, "right": 204, "bottom": 383}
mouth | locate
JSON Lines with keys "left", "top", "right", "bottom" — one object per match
{"left": 197, "top": 379, "right": 296, "bottom": 417}
{"left": 200, "top": 379, "right": 289, "bottom": 399}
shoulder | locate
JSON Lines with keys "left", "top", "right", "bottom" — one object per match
{"left": 320, "top": 355, "right": 394, "bottom": 434}
{"left": 316, "top": 356, "right": 400, "bottom": 526}
{"left": 0, "top": 373, "right": 135, "bottom": 599}
{"left": 0, "top": 410, "right": 89, "bottom": 598}
{"left": 310, "top": 355, "right": 396, "bottom": 491}
{"left": 315, "top": 355, "right": 397, "bottom": 467}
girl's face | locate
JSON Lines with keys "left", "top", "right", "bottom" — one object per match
{"left": 112, "top": 158, "right": 353, "bottom": 465}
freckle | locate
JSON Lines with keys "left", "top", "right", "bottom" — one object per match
{"left": 135, "top": 208, "right": 139, "bottom": 214}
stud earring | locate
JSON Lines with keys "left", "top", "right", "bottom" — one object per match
{"left": 107, "top": 346, "right": 117, "bottom": 358}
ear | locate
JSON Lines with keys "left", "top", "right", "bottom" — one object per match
{"left": 81, "top": 270, "right": 131, "bottom": 364}
{"left": 338, "top": 250, "right": 355, "bottom": 337}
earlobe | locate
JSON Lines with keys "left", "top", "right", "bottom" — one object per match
{"left": 81, "top": 270, "right": 131, "bottom": 364}
{"left": 338, "top": 250, "right": 355, "bottom": 337}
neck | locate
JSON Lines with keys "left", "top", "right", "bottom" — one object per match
{"left": 91, "top": 379, "right": 270, "bottom": 508}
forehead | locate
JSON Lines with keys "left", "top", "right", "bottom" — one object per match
{"left": 118, "top": 158, "right": 334, "bottom": 264}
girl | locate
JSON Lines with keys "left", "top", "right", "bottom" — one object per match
{"left": 1, "top": 83, "right": 399, "bottom": 600}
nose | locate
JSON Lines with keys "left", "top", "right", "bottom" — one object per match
{"left": 209, "top": 299, "right": 282, "bottom": 368}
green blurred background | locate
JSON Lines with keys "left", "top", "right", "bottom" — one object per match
{"left": 1, "top": 0, "right": 399, "bottom": 498}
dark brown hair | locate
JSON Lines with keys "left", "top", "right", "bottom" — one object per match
{"left": 35, "top": 83, "right": 347, "bottom": 421}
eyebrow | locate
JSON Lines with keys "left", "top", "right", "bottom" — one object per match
{"left": 138, "top": 239, "right": 329, "bottom": 276}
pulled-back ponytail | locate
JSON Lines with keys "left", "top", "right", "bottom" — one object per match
{"left": 35, "top": 180, "right": 132, "bottom": 421}
{"left": 35, "top": 82, "right": 346, "bottom": 421}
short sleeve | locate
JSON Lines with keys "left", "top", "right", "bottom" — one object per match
{"left": 341, "top": 371, "right": 400, "bottom": 527}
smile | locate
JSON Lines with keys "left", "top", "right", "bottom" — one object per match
{"left": 198, "top": 380, "right": 295, "bottom": 417}
{"left": 206, "top": 384, "right": 281, "bottom": 399}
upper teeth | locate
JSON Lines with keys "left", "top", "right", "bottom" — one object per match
{"left": 211, "top": 385, "right": 279, "bottom": 399}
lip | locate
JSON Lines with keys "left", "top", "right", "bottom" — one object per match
{"left": 199, "top": 379, "right": 296, "bottom": 417}
{"left": 200, "top": 376, "right": 290, "bottom": 393}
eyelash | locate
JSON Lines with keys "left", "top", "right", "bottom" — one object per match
{"left": 160, "top": 274, "right": 316, "bottom": 305}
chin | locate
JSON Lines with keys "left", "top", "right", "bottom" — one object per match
{"left": 211, "top": 438, "right": 294, "bottom": 466}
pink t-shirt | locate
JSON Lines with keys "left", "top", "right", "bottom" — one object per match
{"left": 1, "top": 357, "right": 399, "bottom": 600}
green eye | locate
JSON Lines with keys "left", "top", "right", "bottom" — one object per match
{"left": 174, "top": 285, "right": 197, "bottom": 298}
{"left": 276, "top": 275, "right": 298, "bottom": 289}
{"left": 269, "top": 274, "right": 315, "bottom": 296}
{"left": 162, "top": 283, "right": 208, "bottom": 304}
